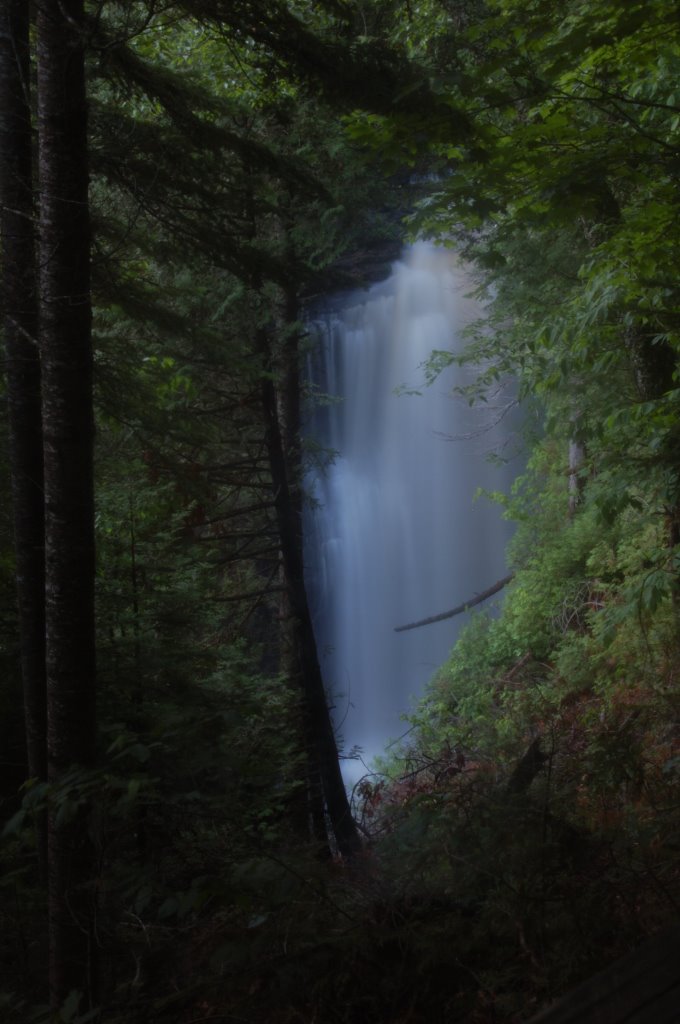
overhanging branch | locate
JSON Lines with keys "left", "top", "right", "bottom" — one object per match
{"left": 395, "top": 573, "right": 514, "bottom": 632}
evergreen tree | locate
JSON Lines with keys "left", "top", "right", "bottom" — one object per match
{"left": 37, "top": 0, "right": 97, "bottom": 1008}
{"left": 0, "top": 0, "right": 46, "bottom": 816}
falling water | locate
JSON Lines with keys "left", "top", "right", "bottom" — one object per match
{"left": 304, "top": 242, "right": 517, "bottom": 778}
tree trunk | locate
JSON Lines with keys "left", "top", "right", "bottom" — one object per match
{"left": 258, "top": 326, "right": 361, "bottom": 858}
{"left": 568, "top": 439, "right": 586, "bottom": 518}
{"left": 37, "top": 0, "right": 97, "bottom": 1009}
{"left": 274, "top": 286, "right": 328, "bottom": 846}
{"left": 507, "top": 736, "right": 549, "bottom": 795}
{"left": 0, "top": 0, "right": 46, "bottom": 809}
{"left": 624, "top": 324, "right": 680, "bottom": 580}
{"left": 625, "top": 325, "right": 676, "bottom": 404}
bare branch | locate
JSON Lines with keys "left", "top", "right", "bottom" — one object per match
{"left": 395, "top": 573, "right": 514, "bottom": 632}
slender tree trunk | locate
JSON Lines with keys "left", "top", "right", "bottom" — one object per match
{"left": 625, "top": 325, "right": 676, "bottom": 404}
{"left": 258, "top": 326, "right": 361, "bottom": 858}
{"left": 243, "top": 187, "right": 347, "bottom": 852}
{"left": 624, "top": 324, "right": 680, "bottom": 581}
{"left": 274, "top": 290, "right": 328, "bottom": 847}
{"left": 0, "top": 1, "right": 46, "bottom": 811}
{"left": 37, "top": 0, "right": 97, "bottom": 1009}
{"left": 568, "top": 439, "right": 586, "bottom": 518}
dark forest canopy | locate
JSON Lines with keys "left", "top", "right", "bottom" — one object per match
{"left": 0, "top": 1, "right": 679, "bottom": 1021}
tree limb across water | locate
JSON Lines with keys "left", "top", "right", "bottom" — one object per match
{"left": 395, "top": 573, "right": 515, "bottom": 632}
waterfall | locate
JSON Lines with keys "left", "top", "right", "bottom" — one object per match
{"left": 304, "top": 242, "right": 516, "bottom": 779}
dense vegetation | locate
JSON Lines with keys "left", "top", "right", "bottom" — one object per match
{"left": 1, "top": 1, "right": 678, "bottom": 1022}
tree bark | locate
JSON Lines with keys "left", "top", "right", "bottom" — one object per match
{"left": 37, "top": 0, "right": 97, "bottom": 1009}
{"left": 624, "top": 324, "right": 680, "bottom": 582}
{"left": 507, "top": 736, "right": 549, "bottom": 795}
{"left": 258, "top": 326, "right": 361, "bottom": 858}
{"left": 625, "top": 325, "right": 676, "bottom": 404}
{"left": 0, "top": 0, "right": 46, "bottom": 803}
{"left": 273, "top": 288, "right": 328, "bottom": 847}
{"left": 568, "top": 425, "right": 586, "bottom": 520}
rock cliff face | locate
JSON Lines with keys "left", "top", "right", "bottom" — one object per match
{"left": 303, "top": 237, "right": 404, "bottom": 302}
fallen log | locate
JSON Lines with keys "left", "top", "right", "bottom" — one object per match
{"left": 525, "top": 923, "right": 680, "bottom": 1023}
{"left": 395, "top": 573, "right": 515, "bottom": 632}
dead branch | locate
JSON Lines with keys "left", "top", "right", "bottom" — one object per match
{"left": 395, "top": 573, "right": 514, "bottom": 632}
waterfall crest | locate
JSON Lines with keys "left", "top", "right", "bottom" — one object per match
{"left": 304, "top": 242, "right": 516, "bottom": 776}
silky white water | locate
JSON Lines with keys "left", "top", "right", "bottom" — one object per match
{"left": 304, "top": 242, "right": 516, "bottom": 779}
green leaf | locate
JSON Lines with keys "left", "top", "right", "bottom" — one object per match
{"left": 58, "top": 990, "right": 82, "bottom": 1023}
{"left": 1, "top": 808, "right": 26, "bottom": 838}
